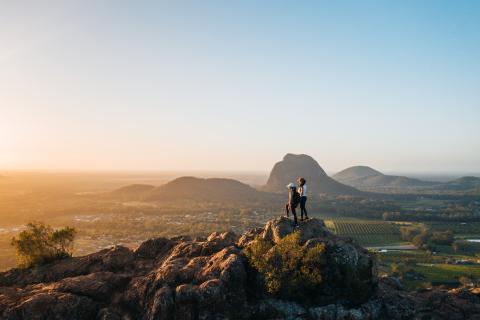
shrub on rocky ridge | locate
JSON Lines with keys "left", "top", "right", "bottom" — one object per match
{"left": 244, "top": 231, "right": 326, "bottom": 301}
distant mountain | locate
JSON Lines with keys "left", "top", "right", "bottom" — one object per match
{"left": 145, "top": 177, "right": 265, "bottom": 202}
{"left": 332, "top": 166, "right": 480, "bottom": 194}
{"left": 111, "top": 184, "right": 155, "bottom": 196}
{"left": 263, "top": 154, "right": 363, "bottom": 195}
{"left": 112, "top": 177, "right": 271, "bottom": 202}
{"left": 333, "top": 166, "right": 383, "bottom": 184}
{"left": 437, "top": 176, "right": 480, "bottom": 193}
{"left": 333, "top": 166, "right": 436, "bottom": 190}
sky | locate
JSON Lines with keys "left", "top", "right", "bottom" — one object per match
{"left": 1, "top": 1, "right": 479, "bottom": 174}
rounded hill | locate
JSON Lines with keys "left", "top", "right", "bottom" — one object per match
{"left": 333, "top": 166, "right": 436, "bottom": 190}
{"left": 333, "top": 166, "right": 383, "bottom": 183}
{"left": 145, "top": 176, "right": 266, "bottom": 202}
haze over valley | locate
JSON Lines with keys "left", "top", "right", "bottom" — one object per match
{"left": 1, "top": 154, "right": 479, "bottom": 287}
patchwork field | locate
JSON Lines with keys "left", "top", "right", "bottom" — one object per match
{"left": 324, "top": 220, "right": 402, "bottom": 246}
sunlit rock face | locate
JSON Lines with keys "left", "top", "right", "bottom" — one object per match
{"left": 1, "top": 217, "right": 479, "bottom": 320}
{"left": 263, "top": 153, "right": 364, "bottom": 195}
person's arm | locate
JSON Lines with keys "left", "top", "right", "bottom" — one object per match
{"left": 298, "top": 186, "right": 304, "bottom": 196}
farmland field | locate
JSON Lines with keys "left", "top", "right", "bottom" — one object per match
{"left": 376, "top": 248, "right": 480, "bottom": 289}
{"left": 409, "top": 263, "right": 480, "bottom": 287}
{"left": 325, "top": 220, "right": 402, "bottom": 246}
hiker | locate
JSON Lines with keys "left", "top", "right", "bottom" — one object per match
{"left": 285, "top": 183, "right": 301, "bottom": 226}
{"left": 297, "top": 177, "right": 309, "bottom": 220}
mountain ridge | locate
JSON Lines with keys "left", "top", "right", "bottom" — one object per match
{"left": 333, "top": 166, "right": 480, "bottom": 194}
{"left": 110, "top": 176, "right": 272, "bottom": 202}
{"left": 264, "top": 154, "right": 364, "bottom": 196}
{"left": 111, "top": 154, "right": 369, "bottom": 201}
{"left": 437, "top": 176, "right": 480, "bottom": 192}
{"left": 145, "top": 176, "right": 264, "bottom": 202}
{"left": 333, "top": 166, "right": 437, "bottom": 189}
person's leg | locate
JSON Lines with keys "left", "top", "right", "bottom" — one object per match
{"left": 292, "top": 207, "right": 298, "bottom": 226}
{"left": 300, "top": 197, "right": 305, "bottom": 220}
{"left": 285, "top": 203, "right": 290, "bottom": 217}
{"left": 302, "top": 196, "right": 308, "bottom": 218}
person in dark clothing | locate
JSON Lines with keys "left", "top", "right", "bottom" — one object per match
{"left": 297, "top": 177, "right": 309, "bottom": 220}
{"left": 285, "top": 183, "right": 301, "bottom": 226}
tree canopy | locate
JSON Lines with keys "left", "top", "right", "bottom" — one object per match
{"left": 11, "top": 222, "right": 76, "bottom": 268}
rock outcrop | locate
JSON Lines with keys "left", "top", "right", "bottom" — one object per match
{"left": 264, "top": 154, "right": 364, "bottom": 196}
{"left": 1, "top": 217, "right": 479, "bottom": 320}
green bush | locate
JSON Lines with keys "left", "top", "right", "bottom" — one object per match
{"left": 399, "top": 226, "right": 422, "bottom": 241}
{"left": 401, "top": 226, "right": 454, "bottom": 249}
{"left": 243, "top": 231, "right": 326, "bottom": 301}
{"left": 11, "top": 222, "right": 76, "bottom": 268}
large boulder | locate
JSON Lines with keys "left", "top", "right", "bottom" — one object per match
{"left": 0, "top": 246, "right": 134, "bottom": 287}
{"left": 134, "top": 237, "right": 175, "bottom": 259}
{"left": 249, "top": 217, "right": 377, "bottom": 305}
{"left": 51, "top": 272, "right": 130, "bottom": 301}
{"left": 261, "top": 216, "right": 331, "bottom": 244}
{"left": 121, "top": 234, "right": 248, "bottom": 320}
{"left": 0, "top": 289, "right": 99, "bottom": 320}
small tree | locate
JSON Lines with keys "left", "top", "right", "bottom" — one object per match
{"left": 11, "top": 222, "right": 76, "bottom": 268}
{"left": 391, "top": 262, "right": 407, "bottom": 277}
{"left": 399, "top": 226, "right": 422, "bottom": 241}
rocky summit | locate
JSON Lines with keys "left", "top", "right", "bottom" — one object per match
{"left": 1, "top": 217, "right": 479, "bottom": 320}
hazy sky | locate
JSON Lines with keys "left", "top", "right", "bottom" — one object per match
{"left": 1, "top": 1, "right": 479, "bottom": 173}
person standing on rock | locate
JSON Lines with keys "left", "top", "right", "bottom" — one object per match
{"left": 285, "top": 183, "right": 300, "bottom": 226}
{"left": 297, "top": 177, "right": 309, "bottom": 220}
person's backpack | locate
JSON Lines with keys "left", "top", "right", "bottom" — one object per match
{"left": 291, "top": 190, "right": 301, "bottom": 208}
